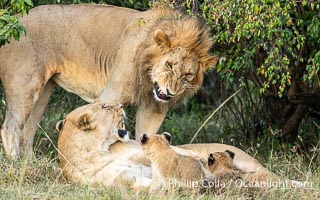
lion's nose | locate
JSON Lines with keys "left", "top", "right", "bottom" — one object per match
{"left": 118, "top": 129, "right": 127, "bottom": 138}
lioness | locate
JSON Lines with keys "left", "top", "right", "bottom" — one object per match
{"left": 0, "top": 4, "right": 218, "bottom": 158}
{"left": 140, "top": 132, "right": 215, "bottom": 192}
{"left": 57, "top": 103, "right": 152, "bottom": 189}
{"left": 57, "top": 104, "right": 302, "bottom": 191}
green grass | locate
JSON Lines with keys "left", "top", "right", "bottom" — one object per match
{"left": 0, "top": 86, "right": 320, "bottom": 199}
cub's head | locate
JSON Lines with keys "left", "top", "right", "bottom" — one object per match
{"left": 207, "top": 150, "right": 236, "bottom": 173}
{"left": 141, "top": 15, "right": 218, "bottom": 103}
{"left": 57, "top": 103, "right": 129, "bottom": 151}
{"left": 140, "top": 132, "right": 171, "bottom": 154}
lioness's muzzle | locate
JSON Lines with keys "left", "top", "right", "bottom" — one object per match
{"left": 118, "top": 129, "right": 128, "bottom": 138}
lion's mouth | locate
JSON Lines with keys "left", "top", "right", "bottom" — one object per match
{"left": 153, "top": 82, "right": 171, "bottom": 101}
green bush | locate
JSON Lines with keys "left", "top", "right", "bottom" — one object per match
{"left": 0, "top": 0, "right": 33, "bottom": 46}
{"left": 195, "top": 0, "right": 320, "bottom": 141}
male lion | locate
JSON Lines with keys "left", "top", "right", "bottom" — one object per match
{"left": 57, "top": 103, "right": 152, "bottom": 189}
{"left": 0, "top": 4, "right": 218, "bottom": 158}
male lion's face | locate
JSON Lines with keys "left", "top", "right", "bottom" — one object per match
{"left": 151, "top": 47, "right": 199, "bottom": 102}
{"left": 150, "top": 29, "right": 218, "bottom": 103}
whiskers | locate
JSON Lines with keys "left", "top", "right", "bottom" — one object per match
{"left": 172, "top": 84, "right": 200, "bottom": 101}
{"left": 184, "top": 84, "right": 200, "bottom": 94}
{"left": 122, "top": 112, "right": 136, "bottom": 135}
{"left": 123, "top": 113, "right": 134, "bottom": 125}
{"left": 198, "top": 87, "right": 209, "bottom": 95}
{"left": 185, "top": 85, "right": 199, "bottom": 91}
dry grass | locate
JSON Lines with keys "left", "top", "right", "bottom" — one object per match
{"left": 0, "top": 140, "right": 319, "bottom": 199}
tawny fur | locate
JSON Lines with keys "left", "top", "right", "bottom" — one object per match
{"left": 57, "top": 103, "right": 152, "bottom": 190}
{"left": 141, "top": 133, "right": 213, "bottom": 192}
{"left": 58, "top": 110, "right": 303, "bottom": 192}
{"left": 181, "top": 144, "right": 304, "bottom": 187}
{"left": 208, "top": 151, "right": 242, "bottom": 179}
{"left": 179, "top": 143, "right": 275, "bottom": 182}
{"left": 0, "top": 4, "right": 218, "bottom": 158}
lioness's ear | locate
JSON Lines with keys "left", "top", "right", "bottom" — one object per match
{"left": 77, "top": 113, "right": 95, "bottom": 131}
{"left": 225, "top": 150, "right": 235, "bottom": 160}
{"left": 208, "top": 153, "right": 215, "bottom": 166}
{"left": 140, "top": 134, "right": 149, "bottom": 144}
{"left": 161, "top": 132, "right": 171, "bottom": 143}
{"left": 56, "top": 119, "right": 65, "bottom": 132}
{"left": 154, "top": 29, "right": 171, "bottom": 49}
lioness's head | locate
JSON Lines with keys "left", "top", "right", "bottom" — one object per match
{"left": 57, "top": 103, "right": 129, "bottom": 151}
{"left": 144, "top": 16, "right": 218, "bottom": 103}
{"left": 207, "top": 150, "right": 236, "bottom": 173}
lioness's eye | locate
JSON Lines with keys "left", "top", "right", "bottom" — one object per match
{"left": 166, "top": 62, "right": 173, "bottom": 69}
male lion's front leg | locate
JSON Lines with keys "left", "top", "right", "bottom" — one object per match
{"left": 135, "top": 104, "right": 168, "bottom": 140}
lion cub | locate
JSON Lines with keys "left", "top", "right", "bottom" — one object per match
{"left": 207, "top": 150, "right": 307, "bottom": 191}
{"left": 208, "top": 150, "right": 243, "bottom": 181}
{"left": 140, "top": 132, "right": 214, "bottom": 192}
{"left": 206, "top": 150, "right": 243, "bottom": 194}
{"left": 207, "top": 150, "right": 242, "bottom": 178}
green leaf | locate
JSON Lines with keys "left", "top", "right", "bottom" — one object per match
{"left": 217, "top": 64, "right": 223, "bottom": 73}
{"left": 254, "top": 5, "right": 259, "bottom": 14}
{"left": 12, "top": 29, "right": 20, "bottom": 40}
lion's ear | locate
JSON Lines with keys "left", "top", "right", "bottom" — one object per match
{"left": 161, "top": 132, "right": 171, "bottom": 143}
{"left": 225, "top": 150, "right": 235, "bottom": 160}
{"left": 154, "top": 29, "right": 171, "bottom": 50}
{"left": 208, "top": 153, "right": 215, "bottom": 166}
{"left": 203, "top": 55, "right": 219, "bottom": 70}
{"left": 56, "top": 119, "right": 65, "bottom": 132}
{"left": 77, "top": 112, "right": 95, "bottom": 131}
{"left": 140, "top": 134, "right": 149, "bottom": 144}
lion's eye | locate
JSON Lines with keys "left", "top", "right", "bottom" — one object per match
{"left": 185, "top": 73, "right": 194, "bottom": 81}
{"left": 166, "top": 62, "right": 173, "bottom": 69}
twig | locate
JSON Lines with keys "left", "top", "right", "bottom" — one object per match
{"left": 189, "top": 88, "right": 243, "bottom": 143}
